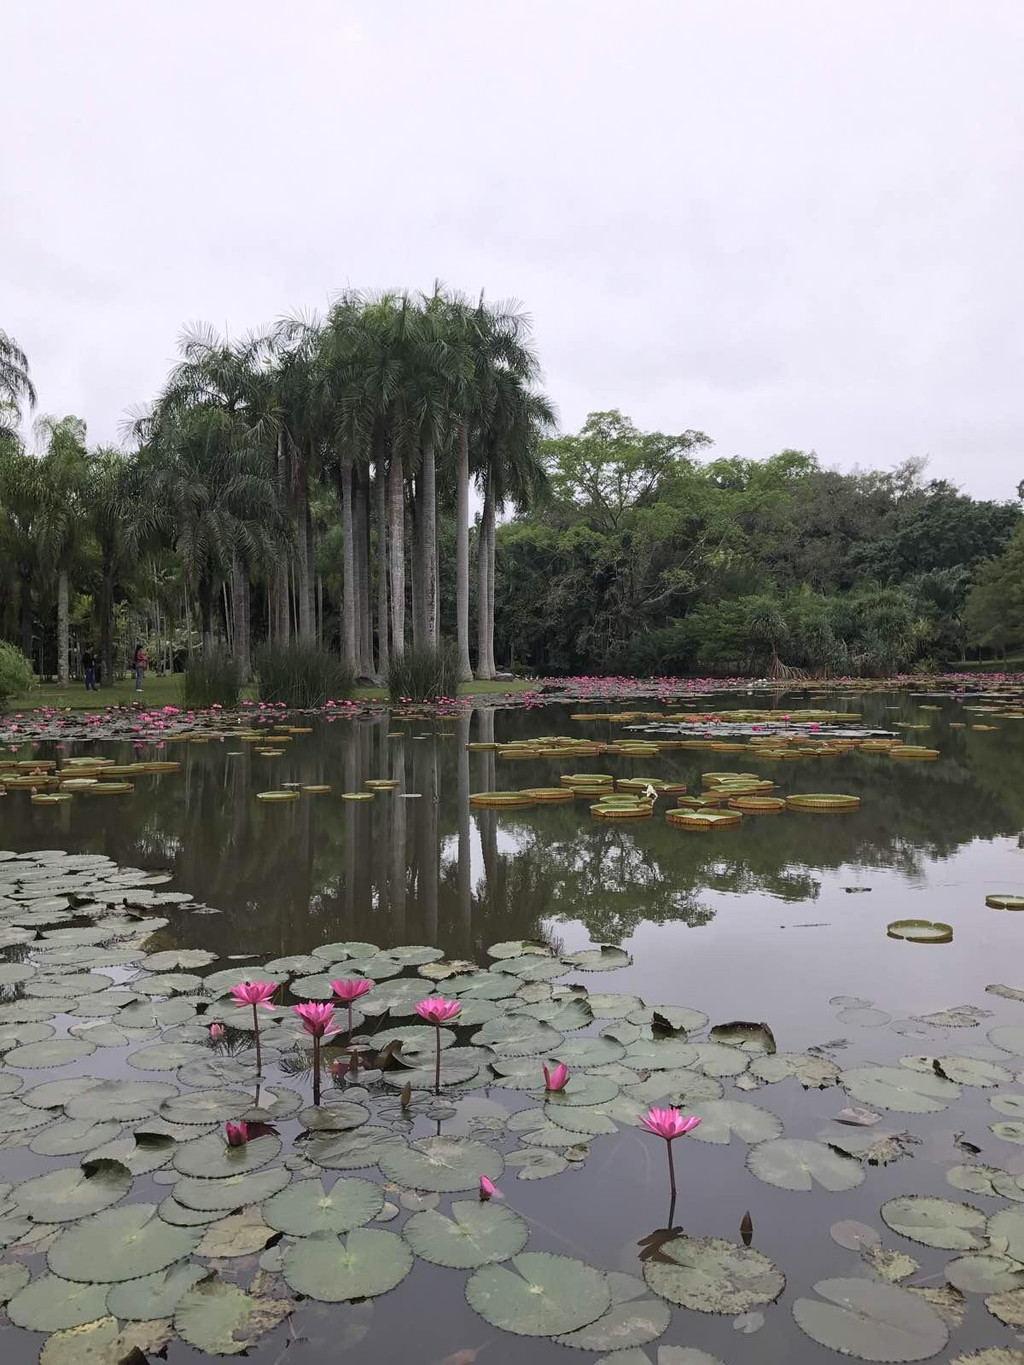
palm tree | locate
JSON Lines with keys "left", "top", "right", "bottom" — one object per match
{"left": 0, "top": 443, "right": 41, "bottom": 661}
{"left": 36, "top": 415, "right": 89, "bottom": 685}
{"left": 83, "top": 448, "right": 155, "bottom": 683}
{"left": 0, "top": 330, "right": 36, "bottom": 435}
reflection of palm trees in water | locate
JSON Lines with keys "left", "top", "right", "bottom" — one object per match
{"left": 456, "top": 708, "right": 472, "bottom": 954}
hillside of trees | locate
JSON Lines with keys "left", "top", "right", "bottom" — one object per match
{"left": 1, "top": 310, "right": 1021, "bottom": 688}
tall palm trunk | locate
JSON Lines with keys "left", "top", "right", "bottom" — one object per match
{"left": 456, "top": 707, "right": 472, "bottom": 951}
{"left": 354, "top": 469, "right": 372, "bottom": 675}
{"left": 455, "top": 421, "right": 472, "bottom": 680}
{"left": 19, "top": 572, "right": 32, "bottom": 665}
{"left": 305, "top": 498, "right": 316, "bottom": 640}
{"left": 99, "top": 566, "right": 115, "bottom": 684}
{"left": 57, "top": 569, "right": 69, "bottom": 685}
{"left": 420, "top": 441, "right": 437, "bottom": 647}
{"left": 232, "top": 554, "right": 251, "bottom": 682}
{"left": 476, "top": 479, "right": 495, "bottom": 679}
{"left": 410, "top": 478, "right": 424, "bottom": 650}
{"left": 340, "top": 455, "right": 357, "bottom": 668}
{"left": 199, "top": 580, "right": 215, "bottom": 655}
{"left": 296, "top": 472, "right": 314, "bottom": 641}
{"left": 375, "top": 456, "right": 389, "bottom": 678}
{"left": 275, "top": 431, "right": 291, "bottom": 642}
{"left": 388, "top": 457, "right": 405, "bottom": 661}
{"left": 485, "top": 502, "right": 497, "bottom": 677}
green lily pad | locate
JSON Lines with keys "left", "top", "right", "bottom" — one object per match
{"left": 947, "top": 1165, "right": 1024, "bottom": 1201}
{"left": 173, "top": 1165, "right": 291, "bottom": 1211}
{"left": 984, "top": 1287, "right": 1024, "bottom": 1328}
{"left": 546, "top": 1103, "right": 620, "bottom": 1136}
{"left": 880, "top": 1197, "right": 987, "bottom": 1250}
{"left": 589, "top": 993, "right": 645, "bottom": 1019}
{"left": 945, "top": 1254, "right": 1024, "bottom": 1294}
{"left": 988, "top": 1207, "right": 1024, "bottom": 1261}
{"left": 624, "top": 1069, "right": 723, "bottom": 1108}
{"left": 515, "top": 998, "right": 594, "bottom": 1030}
{"left": 689, "top": 1042, "right": 752, "bottom": 1078}
{"left": 65, "top": 1079, "right": 177, "bottom": 1121}
{"left": 196, "top": 1206, "right": 277, "bottom": 1257}
{"left": 83, "top": 1132, "right": 175, "bottom": 1175}
{"left": 563, "top": 946, "right": 632, "bottom": 972}
{"left": 47, "top": 1202, "right": 201, "bottom": 1282}
{"left": 841, "top": 1066, "right": 961, "bottom": 1113}
{"left": 299, "top": 1100, "right": 370, "bottom": 1131}
{"left": 403, "top": 1199, "right": 528, "bottom": 1268}
{"left": 283, "top": 1227, "right": 413, "bottom": 1300}
{"left": 262, "top": 1176, "right": 384, "bottom": 1235}
{"left": 541, "top": 1074, "right": 620, "bottom": 1107}
{"left": 747, "top": 1138, "right": 864, "bottom": 1192}
{"left": 988, "top": 1026, "right": 1024, "bottom": 1055}
{"left": 622, "top": 1039, "right": 699, "bottom": 1071}
{"left": 556, "top": 1036, "right": 628, "bottom": 1067}
{"left": 36, "top": 1316, "right": 172, "bottom": 1365}
{"left": 687, "top": 1100, "right": 782, "bottom": 1145}
{"left": 595, "top": 1352, "right": 725, "bottom": 1365}
{"left": 134, "top": 971, "right": 204, "bottom": 995}
{"left": 379, "top": 1135, "right": 503, "bottom": 1192}
{"left": 105, "top": 1261, "right": 208, "bottom": 1320}
{"left": 900, "top": 1055, "right": 1011, "bottom": 1087}
{"left": 555, "top": 1271, "right": 671, "bottom": 1351}
{"left": 992, "top": 1094, "right": 1024, "bottom": 1117}
{"left": 142, "top": 948, "right": 218, "bottom": 970}
{"left": 126, "top": 1040, "right": 210, "bottom": 1070}
{"left": 467, "top": 1250, "right": 611, "bottom": 1336}
{"left": 307, "top": 1126, "right": 408, "bottom": 1170}
{"left": 471, "top": 1016, "right": 563, "bottom": 1056}
{"left": 792, "top": 1277, "right": 948, "bottom": 1361}
{"left": 6, "top": 1273, "right": 112, "bottom": 1331}
{"left": 158, "top": 1196, "right": 226, "bottom": 1226}
{"left": 991, "top": 1121, "right": 1024, "bottom": 1144}
{"left": 159, "top": 1087, "right": 255, "bottom": 1124}
{"left": 386, "top": 1046, "right": 490, "bottom": 1090}
{"left": 451, "top": 971, "right": 521, "bottom": 1001}
{"left": 172, "top": 1131, "right": 282, "bottom": 1178}
{"left": 366, "top": 1024, "right": 456, "bottom": 1055}
{"left": 749, "top": 1052, "right": 841, "bottom": 1088}
{"left": 643, "top": 1235, "right": 785, "bottom": 1314}
{"left": 117, "top": 997, "right": 197, "bottom": 1027}
{"left": 0, "top": 1261, "right": 30, "bottom": 1303}
{"left": 0, "top": 963, "right": 35, "bottom": 986}
{"left": 4, "top": 1038, "right": 97, "bottom": 1068}
{"left": 495, "top": 953, "right": 568, "bottom": 983}
{"left": 504, "top": 1147, "right": 569, "bottom": 1179}
{"left": 0, "top": 1096, "right": 51, "bottom": 1132}
{"left": 174, "top": 1274, "right": 292, "bottom": 1354}
{"left": 13, "top": 1159, "right": 131, "bottom": 1221}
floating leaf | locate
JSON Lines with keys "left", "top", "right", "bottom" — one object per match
{"left": 841, "top": 1066, "right": 960, "bottom": 1114}
{"left": 126, "top": 1040, "right": 209, "bottom": 1070}
{"left": 3, "top": 1038, "right": 96, "bottom": 1069}
{"left": 747, "top": 1139, "right": 864, "bottom": 1192}
{"left": 944, "top": 1254, "right": 1024, "bottom": 1294}
{"left": 379, "top": 1135, "right": 503, "bottom": 1193}
{"left": 825, "top": 1128, "right": 920, "bottom": 1167}
{"left": 471, "top": 1016, "right": 563, "bottom": 1056}
{"left": 862, "top": 1245, "right": 919, "bottom": 1283}
{"left": 0, "top": 1261, "right": 29, "bottom": 1302}
{"left": 880, "top": 1196, "right": 986, "bottom": 1250}
{"left": 298, "top": 1100, "right": 370, "bottom": 1131}
{"left": 12, "top": 1159, "right": 131, "bottom": 1221}
{"left": 37, "top": 1315, "right": 172, "bottom": 1365}
{"left": 687, "top": 1100, "right": 782, "bottom": 1146}
{"left": 466, "top": 1250, "right": 611, "bottom": 1336}
{"left": 563, "top": 946, "right": 632, "bottom": 972}
{"left": 172, "top": 1131, "right": 282, "bottom": 1178}
{"left": 64, "top": 1079, "right": 177, "bottom": 1121}
{"left": 556, "top": 1036, "right": 627, "bottom": 1067}
{"left": 991, "top": 1120, "right": 1024, "bottom": 1144}
{"left": 262, "top": 1175, "right": 384, "bottom": 1235}
{"left": 900, "top": 1055, "right": 1010, "bottom": 1087}
{"left": 554, "top": 1271, "right": 670, "bottom": 1351}
{"left": 174, "top": 1274, "right": 291, "bottom": 1354}
{"left": 643, "top": 1235, "right": 785, "bottom": 1313}
{"left": 173, "top": 1165, "right": 291, "bottom": 1211}
{"left": 947, "top": 1164, "right": 1024, "bottom": 1201}
{"left": 196, "top": 1205, "right": 277, "bottom": 1257}
{"left": 504, "top": 1147, "right": 568, "bottom": 1179}
{"left": 308, "top": 1126, "right": 408, "bottom": 1170}
{"left": 160, "top": 1087, "right": 266, "bottom": 1125}
{"left": 283, "top": 1227, "right": 413, "bottom": 1300}
{"left": 831, "top": 1220, "right": 881, "bottom": 1250}
{"left": 749, "top": 1052, "right": 840, "bottom": 1088}
{"left": 47, "top": 1202, "right": 201, "bottom": 1282}
{"left": 984, "top": 1286, "right": 1024, "bottom": 1327}
{"left": 7, "top": 1273, "right": 112, "bottom": 1331}
{"left": 987, "top": 1206, "right": 1024, "bottom": 1262}
{"left": 792, "top": 1277, "right": 948, "bottom": 1361}
{"left": 403, "top": 1199, "right": 528, "bottom": 1268}
{"left": 709, "top": 1021, "right": 776, "bottom": 1054}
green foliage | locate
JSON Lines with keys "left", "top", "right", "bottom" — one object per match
{"left": 253, "top": 642, "right": 355, "bottom": 707}
{"left": 179, "top": 652, "right": 242, "bottom": 709}
{"left": 966, "top": 525, "right": 1024, "bottom": 654}
{"left": 385, "top": 640, "right": 462, "bottom": 702}
{"left": 0, "top": 641, "right": 35, "bottom": 706}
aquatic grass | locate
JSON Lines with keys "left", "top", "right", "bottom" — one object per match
{"left": 385, "top": 640, "right": 462, "bottom": 704}
{"left": 179, "top": 651, "right": 242, "bottom": 709}
{"left": 253, "top": 642, "right": 356, "bottom": 708}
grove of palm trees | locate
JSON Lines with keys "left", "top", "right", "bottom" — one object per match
{"left": 0, "top": 289, "right": 552, "bottom": 698}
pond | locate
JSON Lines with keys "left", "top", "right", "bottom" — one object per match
{"left": 0, "top": 686, "right": 1023, "bottom": 1365}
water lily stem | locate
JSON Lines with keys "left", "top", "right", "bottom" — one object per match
{"left": 666, "top": 1138, "right": 676, "bottom": 1200}
{"left": 347, "top": 1001, "right": 353, "bottom": 1039}
{"left": 313, "top": 1035, "right": 321, "bottom": 1106}
{"left": 434, "top": 1022, "right": 442, "bottom": 1096}
{"left": 252, "top": 1003, "right": 262, "bottom": 1075}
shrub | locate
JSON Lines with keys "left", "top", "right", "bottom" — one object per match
{"left": 253, "top": 642, "right": 356, "bottom": 708}
{"left": 386, "top": 639, "right": 462, "bottom": 703}
{"left": 179, "top": 651, "right": 242, "bottom": 709}
{"left": 0, "top": 642, "right": 35, "bottom": 708}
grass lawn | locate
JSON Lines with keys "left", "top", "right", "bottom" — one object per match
{"left": 0, "top": 674, "right": 537, "bottom": 713}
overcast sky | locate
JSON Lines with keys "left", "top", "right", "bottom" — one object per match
{"left": 4, "top": 1, "right": 1022, "bottom": 499}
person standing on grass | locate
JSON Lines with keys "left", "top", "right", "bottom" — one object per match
{"left": 81, "top": 646, "right": 96, "bottom": 692}
{"left": 132, "top": 642, "right": 147, "bottom": 693}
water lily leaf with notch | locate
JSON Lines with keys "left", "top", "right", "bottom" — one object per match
{"left": 689, "top": 1042, "right": 752, "bottom": 1078}
{"left": 68, "top": 990, "right": 139, "bottom": 1018}
{"left": 626, "top": 1005, "right": 710, "bottom": 1034}
{"left": 126, "top": 1040, "right": 210, "bottom": 1070}
{"left": 841, "top": 1066, "right": 961, "bottom": 1113}
{"left": 0, "top": 962, "right": 34, "bottom": 985}
{"left": 624, "top": 1069, "right": 723, "bottom": 1108}
{"left": 379, "top": 1134, "right": 503, "bottom": 1192}
{"left": 989, "top": 1026, "right": 1024, "bottom": 1056}
{"left": 82, "top": 1132, "right": 175, "bottom": 1175}
{"left": 299, "top": 1100, "right": 370, "bottom": 1131}
{"left": 0, "top": 1261, "right": 29, "bottom": 1302}
{"left": 563, "top": 945, "right": 632, "bottom": 972}
{"left": 262, "top": 1175, "right": 384, "bottom": 1235}
{"left": 283, "top": 1227, "right": 413, "bottom": 1300}
{"left": 366, "top": 1024, "right": 456, "bottom": 1056}
{"left": 505, "top": 1147, "right": 569, "bottom": 1179}
{"left": 311, "top": 940, "right": 378, "bottom": 963}
{"left": 792, "top": 1277, "right": 948, "bottom": 1361}
{"left": 26, "top": 972, "right": 112, "bottom": 998}
{"left": 36, "top": 1315, "right": 172, "bottom": 1365}
{"left": 450, "top": 997, "right": 501, "bottom": 1027}
{"left": 643, "top": 1235, "right": 786, "bottom": 1314}
{"left": 133, "top": 971, "right": 204, "bottom": 995}
{"left": 495, "top": 953, "right": 569, "bottom": 983}
{"left": 880, "top": 1197, "right": 987, "bottom": 1250}
{"left": 173, "top": 1165, "right": 291, "bottom": 1211}
{"left": 467, "top": 1250, "right": 611, "bottom": 1335}
{"left": 749, "top": 1052, "right": 841, "bottom": 1088}
{"left": 488, "top": 939, "right": 553, "bottom": 960}
{"left": 201, "top": 967, "right": 283, "bottom": 995}
{"left": 471, "top": 1016, "right": 563, "bottom": 1056}
{"left": 263, "top": 953, "right": 321, "bottom": 975}
{"left": 899, "top": 1055, "right": 1011, "bottom": 1088}
{"left": 984, "top": 1287, "right": 1024, "bottom": 1327}
{"left": 514, "top": 997, "right": 594, "bottom": 1030}
{"left": 141, "top": 948, "right": 218, "bottom": 970}
{"left": 381, "top": 944, "right": 444, "bottom": 966}
{"left": 825, "top": 1128, "right": 920, "bottom": 1167}
{"left": 991, "top": 1121, "right": 1024, "bottom": 1144}
{"left": 69, "top": 1020, "right": 157, "bottom": 1048}
{"left": 243, "top": 1085, "right": 303, "bottom": 1123}
{"left": 944, "top": 1254, "right": 1024, "bottom": 1294}
{"left": 158, "top": 1196, "right": 225, "bottom": 1226}
{"left": 4, "top": 1037, "right": 97, "bottom": 1068}
{"left": 947, "top": 1165, "right": 1024, "bottom": 1201}
{"left": 307, "top": 1126, "right": 408, "bottom": 1170}
{"left": 174, "top": 1274, "right": 292, "bottom": 1354}
{"left": 385, "top": 1045, "right": 490, "bottom": 1090}
{"left": 709, "top": 1021, "right": 776, "bottom": 1054}
{"left": 546, "top": 1103, "right": 620, "bottom": 1136}
{"left": 175, "top": 1055, "right": 265, "bottom": 1087}
{"left": 173, "top": 1131, "right": 282, "bottom": 1178}
{"left": 47, "top": 1202, "right": 202, "bottom": 1282}
{"left": 589, "top": 993, "right": 645, "bottom": 1020}
{"left": 196, "top": 1205, "right": 277, "bottom": 1257}
{"left": 540, "top": 1074, "right": 620, "bottom": 1107}
{"left": 12, "top": 1158, "right": 132, "bottom": 1221}
{"left": 0, "top": 1097, "right": 51, "bottom": 1132}
{"left": 159, "top": 1088, "right": 255, "bottom": 1124}
{"left": 594, "top": 1350, "right": 725, "bottom": 1365}
{"left": 688, "top": 1100, "right": 783, "bottom": 1146}
{"left": 746, "top": 1139, "right": 864, "bottom": 1192}
{"left": 117, "top": 998, "right": 196, "bottom": 1027}
{"left": 6, "top": 1273, "right": 112, "bottom": 1331}
{"left": 991, "top": 1094, "right": 1024, "bottom": 1117}
{"left": 554, "top": 1270, "right": 670, "bottom": 1351}
{"left": 451, "top": 972, "right": 520, "bottom": 1001}
{"left": 987, "top": 1206, "right": 1024, "bottom": 1262}
{"left": 403, "top": 1198, "right": 528, "bottom": 1268}
{"left": 622, "top": 1039, "right": 698, "bottom": 1071}
{"left": 555, "top": 1036, "right": 627, "bottom": 1067}
{"left": 20, "top": 1076, "right": 103, "bottom": 1109}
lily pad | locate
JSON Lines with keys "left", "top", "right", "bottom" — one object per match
{"left": 563, "top": 946, "right": 632, "bottom": 972}
{"left": 987, "top": 1206, "right": 1024, "bottom": 1261}
{"left": 900, "top": 1055, "right": 1010, "bottom": 1087}
{"left": 172, "top": 1131, "right": 282, "bottom": 1178}
{"left": 403, "top": 1199, "right": 528, "bottom": 1268}
{"left": 126, "top": 1040, "right": 209, "bottom": 1070}
{"left": 880, "top": 1196, "right": 987, "bottom": 1250}
{"left": 504, "top": 1147, "right": 569, "bottom": 1179}
{"left": 6, "top": 1273, "right": 112, "bottom": 1331}
{"left": 379, "top": 1135, "right": 503, "bottom": 1193}
{"left": 643, "top": 1235, "right": 785, "bottom": 1314}
{"left": 466, "top": 1250, "right": 611, "bottom": 1336}
{"left": 841, "top": 1066, "right": 960, "bottom": 1113}
{"left": 554, "top": 1270, "right": 671, "bottom": 1351}
{"left": 283, "top": 1227, "right": 413, "bottom": 1300}
{"left": 307, "top": 1126, "right": 408, "bottom": 1170}
{"left": 159, "top": 1087, "right": 255, "bottom": 1124}
{"left": 793, "top": 1277, "right": 948, "bottom": 1361}
{"left": 984, "top": 1287, "right": 1024, "bottom": 1327}
{"left": 4, "top": 1038, "right": 97, "bottom": 1068}
{"left": 65, "top": 1079, "right": 177, "bottom": 1121}
{"left": 47, "top": 1202, "right": 202, "bottom": 1282}
{"left": 13, "top": 1159, "right": 132, "bottom": 1221}
{"left": 262, "top": 1175, "right": 384, "bottom": 1235}
{"left": 106, "top": 1262, "right": 209, "bottom": 1321}
{"left": 749, "top": 1052, "right": 841, "bottom": 1088}
{"left": 687, "top": 1100, "right": 782, "bottom": 1146}
{"left": 947, "top": 1164, "right": 1024, "bottom": 1201}
{"left": 174, "top": 1274, "right": 291, "bottom": 1354}
{"left": 944, "top": 1254, "right": 1024, "bottom": 1294}
{"left": 556, "top": 1036, "right": 628, "bottom": 1067}
{"left": 196, "top": 1206, "right": 277, "bottom": 1257}
{"left": 173, "top": 1166, "right": 292, "bottom": 1211}
{"left": 471, "top": 1016, "right": 564, "bottom": 1056}
{"left": 746, "top": 1138, "right": 864, "bottom": 1192}
{"left": 37, "top": 1316, "right": 172, "bottom": 1365}
{"left": 0, "top": 1261, "right": 30, "bottom": 1303}
{"left": 83, "top": 1132, "right": 175, "bottom": 1175}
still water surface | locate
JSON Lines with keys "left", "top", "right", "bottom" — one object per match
{"left": 2, "top": 688, "right": 1023, "bottom": 1363}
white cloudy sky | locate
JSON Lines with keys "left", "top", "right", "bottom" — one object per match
{"left": 4, "top": 0, "right": 1022, "bottom": 498}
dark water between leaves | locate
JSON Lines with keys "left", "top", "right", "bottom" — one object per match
{"left": 1, "top": 688, "right": 1024, "bottom": 1364}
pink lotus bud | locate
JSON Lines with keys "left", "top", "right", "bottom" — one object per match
{"left": 209, "top": 1022, "right": 225, "bottom": 1041}
{"left": 543, "top": 1062, "right": 569, "bottom": 1092}
{"left": 224, "top": 1121, "right": 248, "bottom": 1147}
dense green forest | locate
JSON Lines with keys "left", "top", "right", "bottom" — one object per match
{"left": 1, "top": 310, "right": 1021, "bottom": 690}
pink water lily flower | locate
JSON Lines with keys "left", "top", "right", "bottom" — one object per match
{"left": 414, "top": 997, "right": 461, "bottom": 1025}
{"left": 208, "top": 1022, "right": 225, "bottom": 1041}
{"left": 293, "top": 1001, "right": 340, "bottom": 1039}
{"left": 543, "top": 1063, "right": 569, "bottom": 1092}
{"left": 229, "top": 981, "right": 277, "bottom": 1010}
{"left": 640, "top": 1107, "right": 702, "bottom": 1140}
{"left": 479, "top": 1175, "right": 500, "bottom": 1202}
{"left": 224, "top": 1121, "right": 248, "bottom": 1147}
{"left": 331, "top": 978, "right": 374, "bottom": 1003}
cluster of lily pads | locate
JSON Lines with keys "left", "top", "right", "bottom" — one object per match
{"left": 2, "top": 853, "right": 1024, "bottom": 1362}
